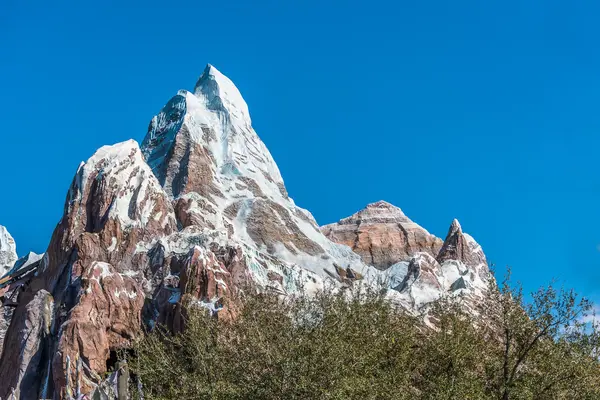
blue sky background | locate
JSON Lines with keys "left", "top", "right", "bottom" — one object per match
{"left": 1, "top": 0, "right": 599, "bottom": 302}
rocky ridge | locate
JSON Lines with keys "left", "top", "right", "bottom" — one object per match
{"left": 0, "top": 65, "right": 493, "bottom": 399}
{"left": 324, "top": 204, "right": 490, "bottom": 313}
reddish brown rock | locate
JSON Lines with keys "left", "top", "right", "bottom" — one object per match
{"left": 437, "top": 219, "right": 489, "bottom": 280}
{"left": 246, "top": 199, "right": 324, "bottom": 256}
{"left": 0, "top": 141, "right": 177, "bottom": 399}
{"left": 437, "top": 220, "right": 487, "bottom": 267}
{"left": 152, "top": 244, "right": 248, "bottom": 332}
{"left": 52, "top": 262, "right": 145, "bottom": 397}
{"left": 174, "top": 195, "right": 220, "bottom": 230}
{"left": 151, "top": 122, "right": 220, "bottom": 199}
{"left": 322, "top": 201, "right": 443, "bottom": 270}
{"left": 0, "top": 64, "right": 499, "bottom": 400}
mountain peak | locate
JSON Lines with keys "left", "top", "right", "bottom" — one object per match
{"left": 193, "top": 64, "right": 250, "bottom": 125}
{"left": 322, "top": 202, "right": 443, "bottom": 269}
{"left": 449, "top": 218, "right": 462, "bottom": 233}
{"left": 437, "top": 219, "right": 487, "bottom": 270}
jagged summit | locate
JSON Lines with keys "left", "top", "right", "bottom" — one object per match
{"left": 194, "top": 64, "right": 251, "bottom": 125}
{"left": 142, "top": 64, "right": 284, "bottom": 202}
{"left": 324, "top": 204, "right": 492, "bottom": 312}
{"left": 437, "top": 218, "right": 489, "bottom": 281}
{"left": 138, "top": 65, "right": 373, "bottom": 280}
{"left": 449, "top": 218, "right": 461, "bottom": 232}
{"left": 333, "top": 200, "right": 413, "bottom": 224}
{"left": 1, "top": 251, "right": 43, "bottom": 279}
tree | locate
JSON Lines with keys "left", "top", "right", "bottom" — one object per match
{"left": 128, "top": 274, "right": 600, "bottom": 400}
{"left": 483, "top": 270, "right": 600, "bottom": 399}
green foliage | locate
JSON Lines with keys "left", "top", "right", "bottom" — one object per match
{"left": 129, "top": 277, "right": 600, "bottom": 400}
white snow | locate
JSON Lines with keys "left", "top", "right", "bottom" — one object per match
{"left": 0, "top": 225, "right": 18, "bottom": 273}
{"left": 107, "top": 237, "right": 118, "bottom": 252}
{"left": 113, "top": 288, "right": 138, "bottom": 299}
{"left": 194, "top": 64, "right": 251, "bottom": 126}
{"left": 90, "top": 261, "right": 113, "bottom": 281}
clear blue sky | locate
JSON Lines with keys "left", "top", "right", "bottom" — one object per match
{"left": 1, "top": 0, "right": 599, "bottom": 302}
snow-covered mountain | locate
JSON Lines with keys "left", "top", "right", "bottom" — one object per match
{"left": 0, "top": 65, "right": 494, "bottom": 399}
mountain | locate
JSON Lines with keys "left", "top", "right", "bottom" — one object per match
{"left": 0, "top": 65, "right": 493, "bottom": 399}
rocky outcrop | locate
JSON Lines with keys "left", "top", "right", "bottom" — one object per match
{"left": 42, "top": 140, "right": 178, "bottom": 287}
{"left": 437, "top": 219, "right": 489, "bottom": 281}
{"left": 0, "top": 226, "right": 17, "bottom": 274}
{"left": 245, "top": 199, "right": 324, "bottom": 256}
{"left": 151, "top": 244, "right": 248, "bottom": 333}
{"left": 0, "top": 252, "right": 44, "bottom": 354}
{"left": 395, "top": 253, "right": 443, "bottom": 307}
{"left": 0, "top": 289, "right": 53, "bottom": 400}
{"left": 52, "top": 261, "right": 145, "bottom": 397}
{"left": 0, "top": 141, "right": 178, "bottom": 398}
{"left": 0, "top": 228, "right": 44, "bottom": 355}
{"left": 391, "top": 219, "right": 491, "bottom": 313}
{"left": 323, "top": 208, "right": 492, "bottom": 313}
{"left": 437, "top": 219, "right": 487, "bottom": 266}
{"left": 322, "top": 201, "right": 443, "bottom": 270}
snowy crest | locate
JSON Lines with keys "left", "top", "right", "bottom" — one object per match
{"left": 142, "top": 64, "right": 284, "bottom": 200}
{"left": 66, "top": 140, "right": 177, "bottom": 235}
{"left": 194, "top": 64, "right": 252, "bottom": 126}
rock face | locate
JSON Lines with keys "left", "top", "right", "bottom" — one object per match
{"left": 0, "top": 251, "right": 44, "bottom": 350}
{"left": 0, "top": 226, "right": 17, "bottom": 274}
{"left": 0, "top": 64, "right": 496, "bottom": 398}
{"left": 325, "top": 207, "right": 491, "bottom": 313}
{"left": 322, "top": 201, "right": 443, "bottom": 269}
{"left": 52, "top": 261, "right": 145, "bottom": 396}
{"left": 437, "top": 219, "right": 489, "bottom": 280}
{"left": 0, "top": 141, "right": 178, "bottom": 399}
